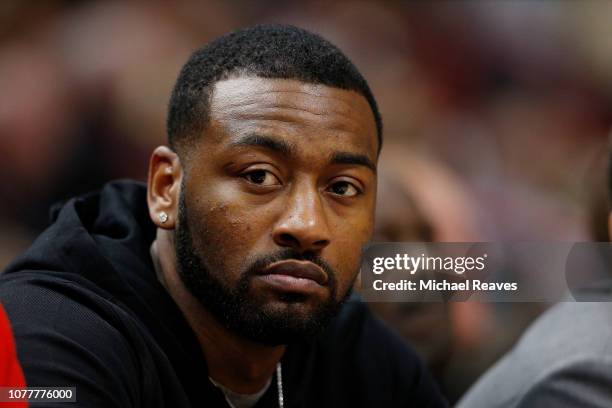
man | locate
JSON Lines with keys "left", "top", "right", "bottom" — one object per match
{"left": 0, "top": 25, "right": 446, "bottom": 407}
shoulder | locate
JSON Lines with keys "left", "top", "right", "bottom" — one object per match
{"left": 0, "top": 271, "right": 142, "bottom": 407}
{"left": 0, "top": 270, "right": 134, "bottom": 341}
{"left": 316, "top": 294, "right": 447, "bottom": 407}
{"left": 509, "top": 301, "right": 612, "bottom": 379}
{"left": 457, "top": 302, "right": 612, "bottom": 408}
{"left": 516, "top": 356, "right": 612, "bottom": 407}
{"left": 513, "top": 302, "right": 612, "bottom": 407}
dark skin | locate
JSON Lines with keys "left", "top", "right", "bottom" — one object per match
{"left": 147, "top": 77, "right": 379, "bottom": 394}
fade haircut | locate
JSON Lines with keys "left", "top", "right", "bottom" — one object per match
{"left": 167, "top": 24, "right": 382, "bottom": 157}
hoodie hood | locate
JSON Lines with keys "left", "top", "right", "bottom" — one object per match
{"left": 2, "top": 180, "right": 208, "bottom": 400}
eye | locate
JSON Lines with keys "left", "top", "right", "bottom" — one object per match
{"left": 329, "top": 180, "right": 361, "bottom": 197}
{"left": 242, "top": 169, "right": 281, "bottom": 186}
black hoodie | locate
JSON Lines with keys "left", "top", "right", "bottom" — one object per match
{"left": 0, "top": 180, "right": 446, "bottom": 408}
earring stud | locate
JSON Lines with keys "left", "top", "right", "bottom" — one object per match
{"left": 158, "top": 212, "right": 168, "bottom": 223}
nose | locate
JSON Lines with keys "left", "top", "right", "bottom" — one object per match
{"left": 272, "top": 182, "right": 331, "bottom": 253}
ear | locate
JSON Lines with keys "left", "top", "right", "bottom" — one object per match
{"left": 147, "top": 146, "right": 182, "bottom": 230}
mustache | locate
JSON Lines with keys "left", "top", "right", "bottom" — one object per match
{"left": 245, "top": 248, "right": 337, "bottom": 284}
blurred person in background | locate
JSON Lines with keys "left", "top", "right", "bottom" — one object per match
{"left": 457, "top": 145, "right": 612, "bottom": 408}
{"left": 370, "top": 142, "right": 478, "bottom": 374}
{"left": 369, "top": 145, "right": 453, "bottom": 396}
{"left": 0, "top": 25, "right": 447, "bottom": 407}
{"left": 370, "top": 143, "right": 539, "bottom": 403}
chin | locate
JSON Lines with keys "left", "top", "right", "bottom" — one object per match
{"left": 235, "top": 296, "right": 339, "bottom": 346}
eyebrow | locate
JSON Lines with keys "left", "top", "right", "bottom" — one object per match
{"left": 229, "top": 133, "right": 376, "bottom": 173}
{"left": 330, "top": 152, "right": 377, "bottom": 174}
{"left": 229, "top": 134, "right": 295, "bottom": 156}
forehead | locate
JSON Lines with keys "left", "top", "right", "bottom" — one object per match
{"left": 207, "top": 77, "right": 378, "bottom": 155}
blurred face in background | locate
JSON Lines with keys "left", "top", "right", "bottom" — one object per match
{"left": 175, "top": 77, "right": 379, "bottom": 345}
{"left": 371, "top": 157, "right": 452, "bottom": 371}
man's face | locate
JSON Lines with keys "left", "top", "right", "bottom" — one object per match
{"left": 175, "top": 77, "right": 378, "bottom": 345}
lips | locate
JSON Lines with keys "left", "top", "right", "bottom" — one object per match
{"left": 259, "top": 260, "right": 328, "bottom": 286}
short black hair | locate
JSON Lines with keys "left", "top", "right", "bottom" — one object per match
{"left": 167, "top": 24, "right": 382, "bottom": 156}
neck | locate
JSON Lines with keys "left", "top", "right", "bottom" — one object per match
{"left": 151, "top": 230, "right": 285, "bottom": 394}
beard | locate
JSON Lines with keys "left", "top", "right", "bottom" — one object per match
{"left": 174, "top": 189, "right": 353, "bottom": 346}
